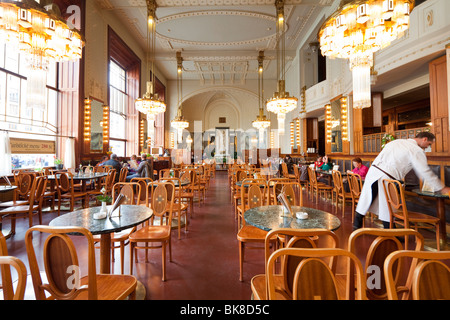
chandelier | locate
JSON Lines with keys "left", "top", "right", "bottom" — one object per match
{"left": 0, "top": 0, "right": 84, "bottom": 110}
{"left": 171, "top": 52, "right": 189, "bottom": 144}
{"left": 319, "top": 0, "right": 415, "bottom": 109}
{"left": 252, "top": 51, "right": 271, "bottom": 144}
{"left": 266, "top": 0, "right": 298, "bottom": 135}
{"left": 135, "top": 0, "right": 166, "bottom": 117}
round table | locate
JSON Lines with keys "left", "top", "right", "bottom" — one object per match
{"left": 244, "top": 205, "right": 341, "bottom": 232}
{"left": 0, "top": 185, "right": 17, "bottom": 193}
{"left": 49, "top": 205, "right": 153, "bottom": 274}
{"left": 47, "top": 172, "right": 108, "bottom": 192}
{"left": 156, "top": 179, "right": 190, "bottom": 187}
{"left": 412, "top": 189, "right": 449, "bottom": 247}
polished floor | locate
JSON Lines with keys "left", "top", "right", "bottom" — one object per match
{"left": 2, "top": 170, "right": 443, "bottom": 300}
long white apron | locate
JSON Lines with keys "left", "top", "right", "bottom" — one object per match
{"left": 355, "top": 166, "right": 391, "bottom": 222}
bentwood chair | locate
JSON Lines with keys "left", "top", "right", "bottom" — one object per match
{"left": 236, "top": 184, "right": 275, "bottom": 282}
{"left": 0, "top": 233, "right": 27, "bottom": 300}
{"left": 385, "top": 250, "right": 450, "bottom": 300}
{"left": 382, "top": 179, "right": 441, "bottom": 251}
{"left": 130, "top": 177, "right": 154, "bottom": 207}
{"left": 281, "top": 162, "right": 296, "bottom": 181}
{"left": 25, "top": 226, "right": 137, "bottom": 300}
{"left": 347, "top": 173, "right": 363, "bottom": 223}
{"left": 0, "top": 176, "right": 48, "bottom": 235}
{"left": 93, "top": 182, "right": 142, "bottom": 274}
{"left": 331, "top": 170, "right": 352, "bottom": 218}
{"left": 163, "top": 177, "right": 189, "bottom": 239}
{"left": 307, "top": 167, "right": 333, "bottom": 203}
{"left": 271, "top": 181, "right": 303, "bottom": 207}
{"left": 179, "top": 171, "right": 194, "bottom": 217}
{"left": 129, "top": 182, "right": 175, "bottom": 281}
{"left": 265, "top": 248, "right": 366, "bottom": 300}
{"left": 251, "top": 228, "right": 340, "bottom": 300}
{"left": 348, "top": 228, "right": 425, "bottom": 300}
{"left": 55, "top": 172, "right": 88, "bottom": 214}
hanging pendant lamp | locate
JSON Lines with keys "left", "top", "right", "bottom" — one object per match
{"left": 171, "top": 52, "right": 189, "bottom": 144}
{"left": 252, "top": 51, "right": 271, "bottom": 145}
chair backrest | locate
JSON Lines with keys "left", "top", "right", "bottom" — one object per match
{"left": 130, "top": 177, "right": 153, "bottom": 206}
{"left": 25, "top": 226, "right": 98, "bottom": 300}
{"left": 348, "top": 228, "right": 424, "bottom": 300}
{"left": 17, "top": 172, "right": 33, "bottom": 197}
{"left": 31, "top": 176, "right": 48, "bottom": 206}
{"left": 293, "top": 164, "right": 299, "bottom": 180}
{"left": 281, "top": 162, "right": 289, "bottom": 177}
{"left": 104, "top": 169, "right": 117, "bottom": 191}
{"left": 347, "top": 173, "right": 362, "bottom": 200}
{"left": 385, "top": 250, "right": 450, "bottom": 300}
{"left": 55, "top": 172, "right": 73, "bottom": 194}
{"left": 382, "top": 179, "right": 409, "bottom": 227}
{"left": 236, "top": 170, "right": 248, "bottom": 183}
{"left": 266, "top": 247, "right": 366, "bottom": 300}
{"left": 307, "top": 167, "right": 317, "bottom": 187}
{"left": 273, "top": 182, "right": 303, "bottom": 207}
{"left": 112, "top": 182, "right": 141, "bottom": 205}
{"left": 119, "top": 167, "right": 128, "bottom": 182}
{"left": 264, "top": 229, "right": 340, "bottom": 299}
{"left": 151, "top": 182, "right": 175, "bottom": 226}
{"left": 246, "top": 184, "right": 265, "bottom": 209}
{"left": 332, "top": 170, "right": 344, "bottom": 193}
{"left": 0, "top": 233, "right": 27, "bottom": 300}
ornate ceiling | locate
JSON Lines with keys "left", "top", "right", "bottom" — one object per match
{"left": 94, "top": 0, "right": 334, "bottom": 83}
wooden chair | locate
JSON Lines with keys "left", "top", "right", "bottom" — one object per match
{"left": 188, "top": 169, "right": 205, "bottom": 206}
{"left": 385, "top": 250, "right": 450, "bottom": 300}
{"left": 118, "top": 167, "right": 128, "bottom": 183}
{"left": 130, "top": 177, "right": 153, "bottom": 207}
{"left": 236, "top": 179, "right": 267, "bottom": 227}
{"left": 179, "top": 171, "right": 194, "bottom": 217}
{"left": 0, "top": 233, "right": 27, "bottom": 300}
{"left": 93, "top": 182, "right": 142, "bottom": 274}
{"left": 347, "top": 173, "right": 363, "bottom": 223}
{"left": 267, "top": 178, "right": 290, "bottom": 205}
{"left": 272, "top": 181, "right": 303, "bottom": 207}
{"left": 163, "top": 177, "right": 189, "bottom": 240}
{"left": 55, "top": 172, "right": 88, "bottom": 214}
{"left": 307, "top": 167, "right": 333, "bottom": 204}
{"left": 25, "top": 226, "right": 137, "bottom": 300}
{"left": 281, "top": 162, "right": 296, "bottom": 180}
{"left": 88, "top": 169, "right": 116, "bottom": 204}
{"left": 332, "top": 170, "right": 352, "bottom": 218}
{"left": 236, "top": 184, "right": 275, "bottom": 282}
{"left": 266, "top": 248, "right": 366, "bottom": 300}
{"left": 0, "top": 176, "right": 48, "bottom": 235}
{"left": 294, "top": 164, "right": 309, "bottom": 192}
{"left": 129, "top": 182, "right": 175, "bottom": 281}
{"left": 12, "top": 171, "right": 33, "bottom": 203}
{"left": 382, "top": 179, "right": 441, "bottom": 251}
{"left": 348, "top": 228, "right": 425, "bottom": 300}
{"left": 251, "top": 228, "right": 340, "bottom": 300}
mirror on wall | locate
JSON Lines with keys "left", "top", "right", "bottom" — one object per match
{"left": 90, "top": 97, "right": 105, "bottom": 153}
{"left": 330, "top": 99, "right": 343, "bottom": 153}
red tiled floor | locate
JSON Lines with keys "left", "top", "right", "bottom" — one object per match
{"left": 1, "top": 170, "right": 442, "bottom": 300}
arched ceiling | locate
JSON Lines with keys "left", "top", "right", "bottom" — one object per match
{"left": 94, "top": 0, "right": 334, "bottom": 83}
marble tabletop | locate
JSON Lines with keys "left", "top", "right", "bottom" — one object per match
{"left": 0, "top": 185, "right": 17, "bottom": 193}
{"left": 49, "top": 205, "right": 153, "bottom": 235}
{"left": 412, "top": 189, "right": 450, "bottom": 199}
{"left": 47, "top": 172, "right": 108, "bottom": 180}
{"left": 244, "top": 205, "right": 341, "bottom": 232}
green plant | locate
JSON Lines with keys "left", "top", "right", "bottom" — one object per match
{"left": 54, "top": 156, "right": 63, "bottom": 165}
{"left": 96, "top": 194, "right": 112, "bottom": 203}
{"left": 381, "top": 133, "right": 395, "bottom": 150}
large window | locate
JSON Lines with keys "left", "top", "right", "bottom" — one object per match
{"left": 109, "top": 60, "right": 127, "bottom": 157}
{"left": 0, "top": 43, "right": 59, "bottom": 169}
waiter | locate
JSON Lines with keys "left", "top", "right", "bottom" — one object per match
{"left": 353, "top": 132, "right": 450, "bottom": 230}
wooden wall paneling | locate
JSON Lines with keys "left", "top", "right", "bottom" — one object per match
{"left": 126, "top": 64, "right": 141, "bottom": 156}
{"left": 352, "top": 107, "right": 363, "bottom": 154}
{"left": 429, "top": 55, "right": 449, "bottom": 155}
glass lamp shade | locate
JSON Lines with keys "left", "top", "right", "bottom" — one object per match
{"left": 171, "top": 116, "right": 189, "bottom": 143}
{"left": 135, "top": 96, "right": 166, "bottom": 116}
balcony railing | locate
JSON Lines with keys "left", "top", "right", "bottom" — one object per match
{"left": 363, "top": 127, "right": 431, "bottom": 154}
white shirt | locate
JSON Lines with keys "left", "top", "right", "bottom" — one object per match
{"left": 372, "top": 139, "right": 444, "bottom": 192}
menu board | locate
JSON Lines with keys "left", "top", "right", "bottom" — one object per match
{"left": 10, "top": 138, "right": 56, "bottom": 154}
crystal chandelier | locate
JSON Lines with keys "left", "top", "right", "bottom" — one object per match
{"left": 135, "top": 0, "right": 166, "bottom": 117}
{"left": 0, "top": 0, "right": 84, "bottom": 110}
{"left": 252, "top": 51, "right": 271, "bottom": 144}
{"left": 319, "top": 0, "right": 415, "bottom": 109}
{"left": 171, "top": 52, "right": 189, "bottom": 144}
{"left": 266, "top": 0, "right": 298, "bottom": 135}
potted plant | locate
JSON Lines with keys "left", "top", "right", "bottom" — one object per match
{"left": 54, "top": 156, "right": 64, "bottom": 170}
{"left": 95, "top": 187, "right": 111, "bottom": 219}
{"left": 381, "top": 133, "right": 395, "bottom": 150}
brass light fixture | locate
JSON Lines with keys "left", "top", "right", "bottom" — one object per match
{"left": 266, "top": 0, "right": 298, "bottom": 135}
{"left": 171, "top": 51, "right": 189, "bottom": 144}
{"left": 252, "top": 51, "right": 271, "bottom": 145}
{"left": 135, "top": 0, "right": 166, "bottom": 118}
{"left": 319, "top": 0, "right": 415, "bottom": 109}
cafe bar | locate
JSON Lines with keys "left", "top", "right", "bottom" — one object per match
{"left": 0, "top": 0, "right": 449, "bottom": 303}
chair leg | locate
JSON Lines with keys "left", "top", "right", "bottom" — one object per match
{"left": 120, "top": 241, "right": 125, "bottom": 274}
{"left": 162, "top": 242, "right": 166, "bottom": 281}
{"left": 436, "top": 224, "right": 441, "bottom": 251}
{"left": 239, "top": 241, "right": 244, "bottom": 282}
{"left": 129, "top": 242, "right": 135, "bottom": 275}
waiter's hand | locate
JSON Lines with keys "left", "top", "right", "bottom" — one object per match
{"left": 440, "top": 186, "right": 450, "bottom": 195}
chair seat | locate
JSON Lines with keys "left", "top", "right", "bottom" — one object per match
{"left": 394, "top": 211, "right": 440, "bottom": 224}
{"left": 251, "top": 274, "right": 290, "bottom": 300}
{"left": 171, "top": 203, "right": 188, "bottom": 212}
{"left": 0, "top": 204, "right": 39, "bottom": 214}
{"left": 237, "top": 225, "right": 268, "bottom": 242}
{"left": 129, "top": 225, "right": 171, "bottom": 242}
{"left": 78, "top": 274, "right": 137, "bottom": 300}
{"left": 61, "top": 192, "right": 87, "bottom": 198}
{"left": 0, "top": 200, "right": 29, "bottom": 207}
{"left": 93, "top": 227, "right": 135, "bottom": 242}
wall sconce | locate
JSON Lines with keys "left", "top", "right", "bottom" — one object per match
{"left": 290, "top": 122, "right": 295, "bottom": 149}
{"left": 170, "top": 132, "right": 175, "bottom": 149}
{"left": 84, "top": 98, "right": 91, "bottom": 142}
{"left": 270, "top": 130, "right": 275, "bottom": 149}
{"left": 341, "top": 97, "right": 348, "bottom": 141}
{"left": 102, "top": 105, "right": 110, "bottom": 144}
{"left": 325, "top": 104, "right": 332, "bottom": 143}
{"left": 296, "top": 119, "right": 301, "bottom": 150}
{"left": 139, "top": 119, "right": 145, "bottom": 151}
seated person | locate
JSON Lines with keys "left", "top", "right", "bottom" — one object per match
{"left": 318, "top": 156, "right": 333, "bottom": 171}
{"left": 102, "top": 154, "right": 122, "bottom": 181}
{"left": 127, "top": 154, "right": 139, "bottom": 172}
{"left": 127, "top": 154, "right": 153, "bottom": 181}
{"left": 96, "top": 155, "right": 109, "bottom": 167}
{"left": 284, "top": 155, "right": 294, "bottom": 174}
{"left": 347, "top": 157, "right": 369, "bottom": 180}
{"left": 314, "top": 156, "right": 324, "bottom": 170}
